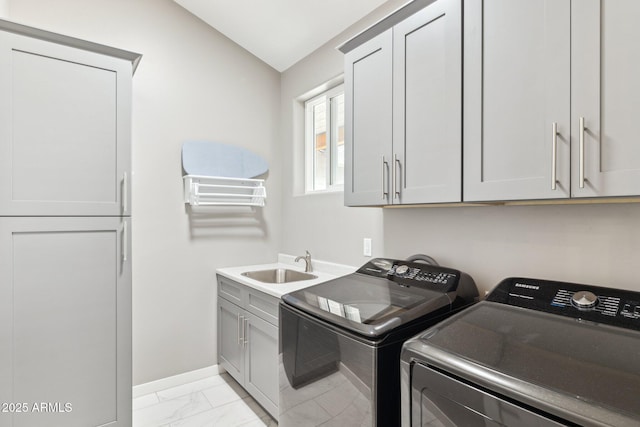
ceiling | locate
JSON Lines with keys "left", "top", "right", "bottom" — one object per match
{"left": 173, "top": 0, "right": 389, "bottom": 72}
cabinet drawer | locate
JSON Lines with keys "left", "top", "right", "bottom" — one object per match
{"left": 218, "top": 276, "right": 243, "bottom": 306}
{"left": 217, "top": 275, "right": 280, "bottom": 326}
{"left": 247, "top": 289, "right": 279, "bottom": 326}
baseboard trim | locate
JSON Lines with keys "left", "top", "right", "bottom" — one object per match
{"left": 132, "top": 365, "right": 222, "bottom": 398}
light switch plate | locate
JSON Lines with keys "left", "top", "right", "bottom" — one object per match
{"left": 363, "top": 238, "right": 372, "bottom": 257}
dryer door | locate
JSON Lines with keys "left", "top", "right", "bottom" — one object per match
{"left": 410, "top": 362, "right": 565, "bottom": 427}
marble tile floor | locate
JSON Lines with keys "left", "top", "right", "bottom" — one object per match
{"left": 133, "top": 372, "right": 277, "bottom": 427}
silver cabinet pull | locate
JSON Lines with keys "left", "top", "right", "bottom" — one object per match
{"left": 243, "top": 318, "right": 249, "bottom": 346}
{"left": 551, "top": 122, "right": 558, "bottom": 190}
{"left": 238, "top": 314, "right": 244, "bottom": 345}
{"left": 393, "top": 155, "right": 401, "bottom": 199}
{"left": 122, "top": 220, "right": 128, "bottom": 262}
{"left": 579, "top": 117, "right": 586, "bottom": 188}
{"left": 382, "top": 156, "right": 389, "bottom": 200}
{"left": 123, "top": 172, "right": 128, "bottom": 214}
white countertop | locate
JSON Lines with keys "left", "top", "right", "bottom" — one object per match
{"left": 216, "top": 253, "right": 357, "bottom": 298}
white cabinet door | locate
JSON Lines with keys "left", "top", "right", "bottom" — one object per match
{"left": 218, "top": 298, "right": 244, "bottom": 385}
{"left": 0, "top": 217, "right": 131, "bottom": 427}
{"left": 463, "top": 0, "right": 571, "bottom": 202}
{"left": 244, "top": 312, "right": 278, "bottom": 419}
{"left": 393, "top": 0, "right": 462, "bottom": 204}
{"left": 344, "top": 29, "right": 393, "bottom": 206}
{"left": 571, "top": 0, "right": 640, "bottom": 197}
{"left": 0, "top": 31, "right": 132, "bottom": 216}
{"left": 217, "top": 278, "right": 279, "bottom": 420}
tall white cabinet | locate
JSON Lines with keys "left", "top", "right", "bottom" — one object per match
{"left": 0, "top": 19, "right": 140, "bottom": 427}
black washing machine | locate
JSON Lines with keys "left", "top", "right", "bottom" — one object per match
{"left": 279, "top": 258, "right": 478, "bottom": 426}
{"left": 401, "top": 277, "right": 640, "bottom": 427}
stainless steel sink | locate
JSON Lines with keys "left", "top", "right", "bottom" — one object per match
{"left": 241, "top": 268, "right": 317, "bottom": 284}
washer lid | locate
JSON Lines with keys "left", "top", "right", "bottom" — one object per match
{"left": 281, "top": 272, "right": 452, "bottom": 339}
{"left": 404, "top": 302, "right": 640, "bottom": 426}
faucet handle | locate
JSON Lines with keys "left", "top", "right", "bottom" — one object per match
{"left": 296, "top": 250, "right": 312, "bottom": 272}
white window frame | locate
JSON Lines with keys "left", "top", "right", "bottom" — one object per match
{"left": 304, "top": 84, "right": 345, "bottom": 193}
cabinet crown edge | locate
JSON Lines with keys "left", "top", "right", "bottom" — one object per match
{"left": 337, "top": 0, "right": 437, "bottom": 54}
{"left": 0, "top": 18, "right": 142, "bottom": 74}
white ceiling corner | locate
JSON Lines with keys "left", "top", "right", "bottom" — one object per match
{"left": 174, "top": 0, "right": 389, "bottom": 72}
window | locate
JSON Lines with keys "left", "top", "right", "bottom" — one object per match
{"left": 304, "top": 84, "right": 345, "bottom": 192}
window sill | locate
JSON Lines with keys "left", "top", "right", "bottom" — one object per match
{"left": 297, "top": 187, "right": 344, "bottom": 197}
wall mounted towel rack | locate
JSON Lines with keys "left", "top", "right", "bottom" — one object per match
{"left": 183, "top": 175, "right": 266, "bottom": 207}
{"left": 182, "top": 141, "right": 268, "bottom": 207}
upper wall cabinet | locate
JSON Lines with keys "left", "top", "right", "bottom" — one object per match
{"left": 464, "top": 0, "right": 640, "bottom": 202}
{"left": 463, "top": 0, "right": 571, "bottom": 202}
{"left": 344, "top": 29, "right": 393, "bottom": 206}
{"left": 344, "top": 0, "right": 462, "bottom": 206}
{"left": 0, "top": 29, "right": 134, "bottom": 216}
{"left": 571, "top": 0, "right": 640, "bottom": 198}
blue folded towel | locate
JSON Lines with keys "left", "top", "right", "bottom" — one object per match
{"left": 182, "top": 141, "right": 269, "bottom": 179}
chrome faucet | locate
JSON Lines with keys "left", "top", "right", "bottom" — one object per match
{"left": 295, "top": 250, "right": 313, "bottom": 272}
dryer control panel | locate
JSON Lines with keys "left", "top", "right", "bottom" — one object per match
{"left": 487, "top": 277, "right": 640, "bottom": 331}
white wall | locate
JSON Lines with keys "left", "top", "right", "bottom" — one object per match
{"left": 279, "top": 0, "right": 411, "bottom": 267}
{"left": 8, "top": 0, "right": 282, "bottom": 385}
{"left": 0, "top": 0, "right": 7, "bottom": 18}
{"left": 385, "top": 203, "right": 640, "bottom": 295}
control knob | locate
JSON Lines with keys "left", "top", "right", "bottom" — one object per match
{"left": 395, "top": 265, "right": 409, "bottom": 275}
{"left": 571, "top": 291, "right": 599, "bottom": 310}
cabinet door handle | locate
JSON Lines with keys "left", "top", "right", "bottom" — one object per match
{"left": 243, "top": 318, "right": 249, "bottom": 346}
{"left": 238, "top": 314, "right": 244, "bottom": 345}
{"left": 382, "top": 156, "right": 389, "bottom": 200}
{"left": 551, "top": 122, "right": 558, "bottom": 190}
{"left": 122, "top": 172, "right": 128, "bottom": 214}
{"left": 122, "top": 220, "right": 128, "bottom": 262}
{"left": 393, "top": 155, "right": 401, "bottom": 199}
{"left": 579, "top": 117, "right": 586, "bottom": 189}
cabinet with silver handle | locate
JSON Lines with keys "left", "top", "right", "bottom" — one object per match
{"left": 0, "top": 20, "right": 138, "bottom": 427}
{"left": 343, "top": 0, "right": 462, "bottom": 206}
{"left": 463, "top": 0, "right": 571, "bottom": 202}
{"left": 0, "top": 216, "right": 132, "bottom": 427}
{"left": 0, "top": 27, "right": 134, "bottom": 216}
{"left": 464, "top": 0, "right": 640, "bottom": 202}
{"left": 570, "top": 0, "right": 640, "bottom": 198}
{"left": 344, "top": 28, "right": 393, "bottom": 206}
{"left": 217, "top": 276, "right": 278, "bottom": 420}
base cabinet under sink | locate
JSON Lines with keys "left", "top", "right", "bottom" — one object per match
{"left": 217, "top": 276, "right": 278, "bottom": 420}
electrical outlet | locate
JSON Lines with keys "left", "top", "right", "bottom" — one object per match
{"left": 363, "top": 238, "right": 372, "bottom": 257}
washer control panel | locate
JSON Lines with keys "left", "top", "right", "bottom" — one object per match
{"left": 389, "top": 264, "right": 457, "bottom": 286}
{"left": 355, "top": 258, "right": 460, "bottom": 290}
{"left": 487, "top": 277, "right": 640, "bottom": 331}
